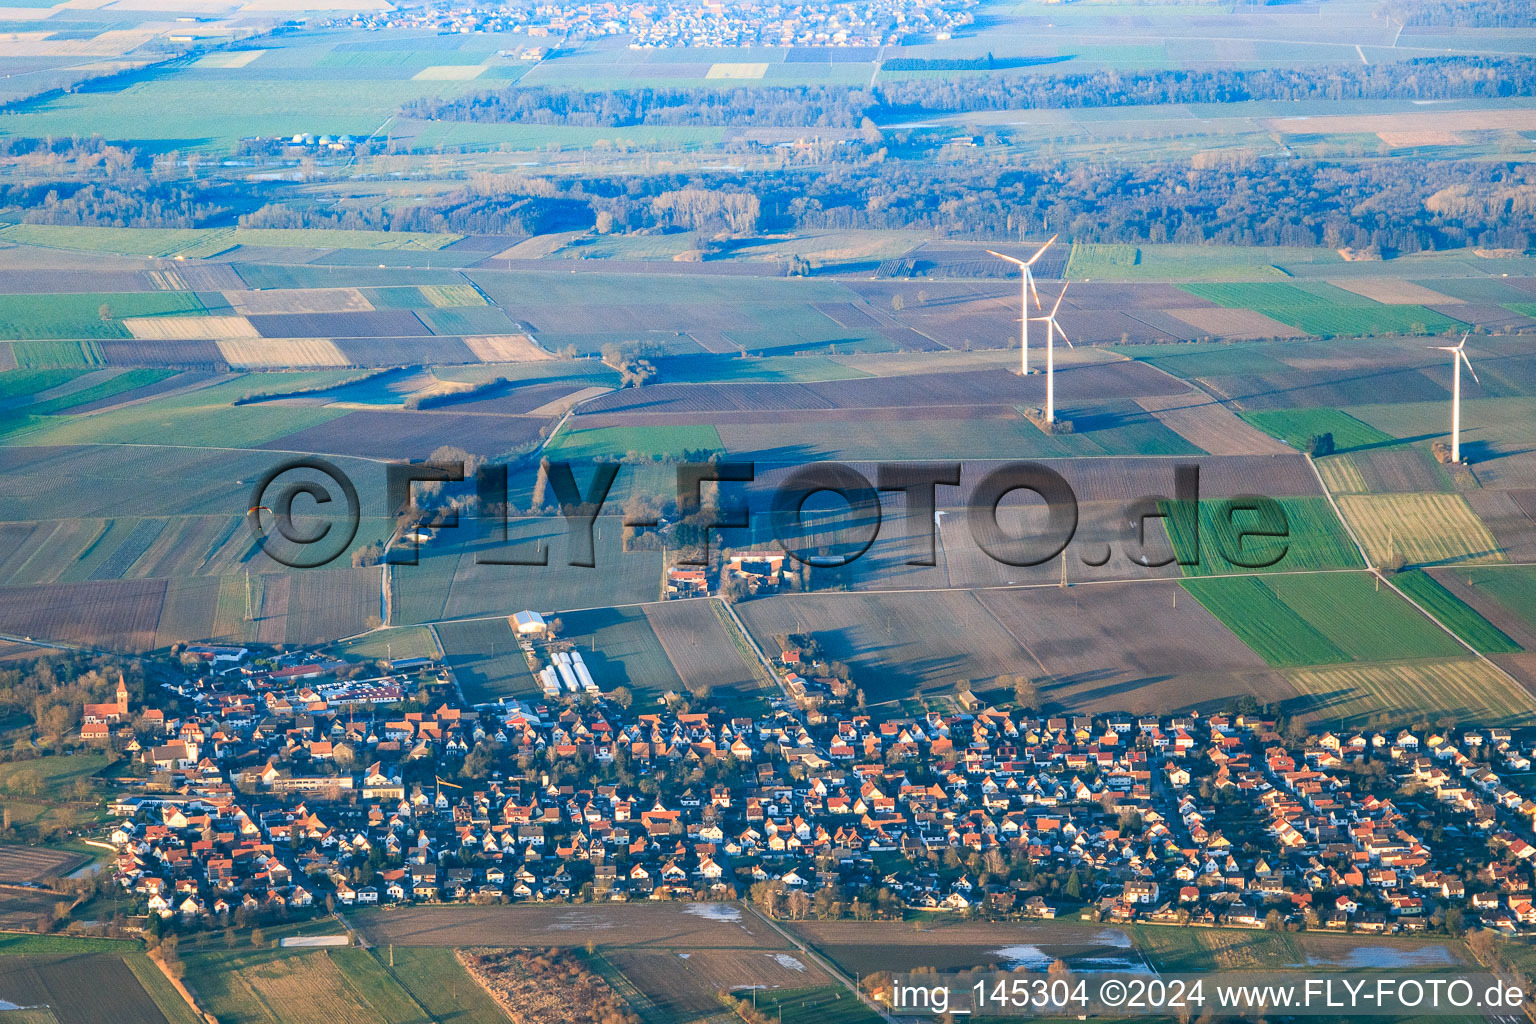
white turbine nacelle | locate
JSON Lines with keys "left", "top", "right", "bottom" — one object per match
{"left": 988, "top": 234, "right": 1056, "bottom": 377}
{"left": 1028, "top": 282, "right": 1074, "bottom": 424}
{"left": 1430, "top": 332, "right": 1479, "bottom": 464}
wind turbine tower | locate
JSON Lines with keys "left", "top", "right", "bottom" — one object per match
{"left": 987, "top": 234, "right": 1056, "bottom": 375}
{"left": 1432, "top": 332, "right": 1479, "bottom": 464}
{"left": 1029, "top": 282, "right": 1074, "bottom": 423}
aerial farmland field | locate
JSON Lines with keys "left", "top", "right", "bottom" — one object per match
{"left": 1162, "top": 496, "right": 1363, "bottom": 576}
{"left": 1183, "top": 281, "right": 1466, "bottom": 337}
{"left": 0, "top": 292, "right": 204, "bottom": 340}
{"left": 556, "top": 606, "right": 687, "bottom": 703}
{"left": 1336, "top": 493, "right": 1505, "bottom": 567}
{"left": 1284, "top": 659, "right": 1536, "bottom": 727}
{"left": 1180, "top": 573, "right": 1467, "bottom": 669}
{"left": 434, "top": 616, "right": 534, "bottom": 704}
{"left": 178, "top": 942, "right": 493, "bottom": 1024}
{"left": 0, "top": 0, "right": 1532, "bottom": 1006}
{"left": 1392, "top": 570, "right": 1522, "bottom": 655}
{"left": 1430, "top": 566, "right": 1536, "bottom": 643}
{"left": 392, "top": 515, "right": 664, "bottom": 624}
{"left": 0, "top": 951, "right": 185, "bottom": 1024}
{"left": 641, "top": 599, "right": 774, "bottom": 707}
{"left": 597, "top": 947, "right": 844, "bottom": 1024}
{"left": 1239, "top": 408, "right": 1396, "bottom": 453}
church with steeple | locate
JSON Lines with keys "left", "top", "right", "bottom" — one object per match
{"left": 83, "top": 674, "right": 130, "bottom": 725}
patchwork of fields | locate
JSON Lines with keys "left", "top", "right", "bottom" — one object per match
{"left": 2, "top": 6, "right": 1536, "bottom": 1018}
{"left": 1180, "top": 573, "right": 1467, "bottom": 668}
{"left": 0, "top": 191, "right": 1529, "bottom": 722}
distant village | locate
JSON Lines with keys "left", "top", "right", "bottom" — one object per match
{"left": 77, "top": 619, "right": 1536, "bottom": 940}
{"left": 333, "top": 0, "right": 978, "bottom": 48}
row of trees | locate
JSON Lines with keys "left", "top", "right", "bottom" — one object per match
{"left": 221, "top": 154, "right": 1536, "bottom": 255}
{"left": 0, "top": 655, "right": 143, "bottom": 751}
{"left": 405, "top": 55, "right": 1536, "bottom": 127}
{"left": 1379, "top": 0, "right": 1536, "bottom": 27}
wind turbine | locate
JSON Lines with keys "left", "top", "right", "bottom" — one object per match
{"left": 987, "top": 234, "right": 1056, "bottom": 375}
{"left": 1029, "top": 282, "right": 1074, "bottom": 423}
{"left": 1431, "top": 332, "right": 1479, "bottom": 464}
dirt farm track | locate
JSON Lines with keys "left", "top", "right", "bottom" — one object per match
{"left": 351, "top": 903, "right": 789, "bottom": 950}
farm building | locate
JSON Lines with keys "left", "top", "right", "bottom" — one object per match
{"left": 512, "top": 610, "right": 547, "bottom": 634}
{"left": 666, "top": 567, "right": 708, "bottom": 597}
{"left": 185, "top": 645, "right": 249, "bottom": 662}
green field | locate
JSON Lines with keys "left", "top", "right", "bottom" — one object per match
{"left": 377, "top": 947, "right": 508, "bottom": 1024}
{"left": 0, "top": 751, "right": 111, "bottom": 792}
{"left": 1066, "top": 242, "right": 1343, "bottom": 282}
{"left": 2, "top": 78, "right": 488, "bottom": 150}
{"left": 1449, "top": 567, "right": 1536, "bottom": 638}
{"left": 1183, "top": 573, "right": 1465, "bottom": 667}
{"left": 180, "top": 939, "right": 501, "bottom": 1024}
{"left": 323, "top": 624, "right": 441, "bottom": 663}
{"left": 230, "top": 228, "right": 464, "bottom": 252}
{"left": 1184, "top": 282, "right": 1464, "bottom": 336}
{"left": 0, "top": 292, "right": 204, "bottom": 340}
{"left": 741, "top": 403, "right": 1204, "bottom": 460}
{"left": 1286, "top": 658, "right": 1535, "bottom": 727}
{"left": 1346, "top": 397, "right": 1536, "bottom": 445}
{"left": 1239, "top": 407, "right": 1397, "bottom": 453}
{"left": 402, "top": 119, "right": 727, "bottom": 152}
{"left": 0, "top": 368, "right": 88, "bottom": 399}
{"left": 0, "top": 224, "right": 215, "bottom": 257}
{"left": 123, "top": 951, "right": 206, "bottom": 1024}
{"left": 9, "top": 340, "right": 107, "bottom": 370}
{"left": 2, "top": 371, "right": 355, "bottom": 448}
{"left": 0, "top": 932, "right": 136, "bottom": 955}
{"left": 1393, "top": 570, "right": 1521, "bottom": 655}
{"left": 26, "top": 368, "right": 177, "bottom": 415}
{"left": 1161, "top": 497, "right": 1363, "bottom": 576}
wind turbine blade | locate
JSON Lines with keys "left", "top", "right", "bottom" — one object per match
{"left": 1057, "top": 327, "right": 1074, "bottom": 349}
{"left": 1460, "top": 351, "right": 1480, "bottom": 385}
{"left": 1050, "top": 282, "right": 1068, "bottom": 318}
{"left": 1024, "top": 233, "right": 1059, "bottom": 267}
{"left": 1028, "top": 274, "right": 1042, "bottom": 310}
{"left": 1455, "top": 330, "right": 1470, "bottom": 350}
{"left": 986, "top": 250, "right": 1026, "bottom": 267}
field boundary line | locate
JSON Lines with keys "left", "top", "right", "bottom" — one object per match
{"left": 146, "top": 949, "right": 215, "bottom": 1024}
{"left": 581, "top": 949, "right": 668, "bottom": 1024}
{"left": 711, "top": 596, "right": 782, "bottom": 695}
{"left": 740, "top": 904, "right": 899, "bottom": 1023}
{"left": 716, "top": 597, "right": 788, "bottom": 699}
{"left": 405, "top": 568, "right": 1380, "bottom": 630}
{"left": 1305, "top": 453, "right": 1534, "bottom": 704}
{"left": 361, "top": 946, "right": 449, "bottom": 1024}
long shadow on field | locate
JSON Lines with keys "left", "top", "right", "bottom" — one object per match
{"left": 1463, "top": 440, "right": 1535, "bottom": 464}
{"left": 1346, "top": 432, "right": 1440, "bottom": 453}
{"left": 1042, "top": 669, "right": 1122, "bottom": 692}
{"left": 1220, "top": 365, "right": 1445, "bottom": 406}
{"left": 578, "top": 647, "right": 633, "bottom": 688}
{"left": 1053, "top": 674, "right": 1174, "bottom": 706}
{"left": 733, "top": 443, "right": 838, "bottom": 463}
{"left": 1277, "top": 687, "right": 1363, "bottom": 720}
